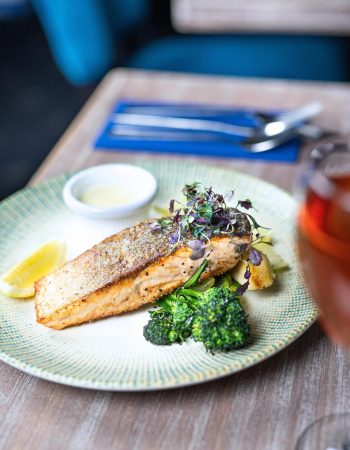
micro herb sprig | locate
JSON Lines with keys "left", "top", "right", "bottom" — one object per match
{"left": 150, "top": 183, "right": 268, "bottom": 288}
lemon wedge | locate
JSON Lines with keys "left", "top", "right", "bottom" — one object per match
{"left": 0, "top": 239, "right": 66, "bottom": 298}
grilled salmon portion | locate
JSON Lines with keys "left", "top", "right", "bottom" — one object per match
{"left": 35, "top": 219, "right": 251, "bottom": 329}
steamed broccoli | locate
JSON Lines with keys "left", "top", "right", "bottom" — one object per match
{"left": 171, "top": 299, "right": 193, "bottom": 326}
{"left": 143, "top": 299, "right": 196, "bottom": 345}
{"left": 192, "top": 287, "right": 250, "bottom": 352}
{"left": 143, "top": 262, "right": 207, "bottom": 346}
{"left": 143, "top": 311, "right": 175, "bottom": 345}
{"left": 158, "top": 293, "right": 195, "bottom": 341}
{"left": 216, "top": 272, "right": 241, "bottom": 293}
{"left": 143, "top": 261, "right": 250, "bottom": 353}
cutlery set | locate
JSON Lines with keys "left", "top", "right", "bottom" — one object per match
{"left": 109, "top": 101, "right": 327, "bottom": 153}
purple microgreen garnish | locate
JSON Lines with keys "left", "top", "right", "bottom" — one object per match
{"left": 187, "top": 239, "right": 204, "bottom": 250}
{"left": 238, "top": 199, "right": 253, "bottom": 210}
{"left": 235, "top": 280, "right": 250, "bottom": 296}
{"left": 195, "top": 216, "right": 208, "bottom": 225}
{"left": 149, "top": 182, "right": 264, "bottom": 259}
{"left": 234, "top": 242, "right": 248, "bottom": 254}
{"left": 249, "top": 247, "right": 263, "bottom": 266}
{"left": 149, "top": 222, "right": 161, "bottom": 233}
{"left": 205, "top": 228, "right": 213, "bottom": 239}
{"left": 173, "top": 210, "right": 181, "bottom": 224}
{"left": 169, "top": 199, "right": 175, "bottom": 213}
{"left": 190, "top": 248, "right": 206, "bottom": 260}
{"left": 188, "top": 239, "right": 206, "bottom": 260}
{"left": 234, "top": 264, "right": 251, "bottom": 296}
{"left": 169, "top": 227, "right": 180, "bottom": 245}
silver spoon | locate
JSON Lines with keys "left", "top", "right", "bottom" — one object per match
{"left": 109, "top": 123, "right": 328, "bottom": 153}
{"left": 112, "top": 102, "right": 322, "bottom": 141}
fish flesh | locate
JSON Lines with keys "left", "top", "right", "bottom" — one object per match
{"left": 35, "top": 219, "right": 251, "bottom": 329}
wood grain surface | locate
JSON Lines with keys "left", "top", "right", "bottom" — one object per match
{"left": 2, "top": 69, "right": 350, "bottom": 450}
{"left": 171, "top": 0, "right": 350, "bottom": 34}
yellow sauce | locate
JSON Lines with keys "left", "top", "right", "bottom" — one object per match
{"left": 80, "top": 184, "right": 137, "bottom": 207}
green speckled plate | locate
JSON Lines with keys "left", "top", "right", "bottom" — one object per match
{"left": 0, "top": 160, "right": 316, "bottom": 390}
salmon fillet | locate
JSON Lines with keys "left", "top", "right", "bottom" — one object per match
{"left": 35, "top": 219, "right": 251, "bottom": 329}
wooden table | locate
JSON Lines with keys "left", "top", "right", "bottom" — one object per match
{"left": 2, "top": 69, "right": 350, "bottom": 450}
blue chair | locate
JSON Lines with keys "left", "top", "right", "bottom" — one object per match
{"left": 128, "top": 34, "right": 350, "bottom": 82}
{"left": 31, "top": 0, "right": 149, "bottom": 84}
{"left": 32, "top": 0, "right": 350, "bottom": 85}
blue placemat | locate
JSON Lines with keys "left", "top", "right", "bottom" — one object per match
{"left": 94, "top": 100, "right": 300, "bottom": 163}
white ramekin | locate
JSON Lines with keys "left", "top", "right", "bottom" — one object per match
{"left": 62, "top": 164, "right": 158, "bottom": 219}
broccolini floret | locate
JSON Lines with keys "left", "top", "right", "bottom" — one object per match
{"left": 143, "top": 262, "right": 207, "bottom": 346}
{"left": 143, "top": 308, "right": 192, "bottom": 345}
{"left": 143, "top": 312, "right": 175, "bottom": 345}
{"left": 216, "top": 272, "right": 241, "bottom": 293}
{"left": 159, "top": 293, "right": 195, "bottom": 339}
{"left": 192, "top": 287, "right": 250, "bottom": 352}
{"left": 143, "top": 261, "right": 250, "bottom": 353}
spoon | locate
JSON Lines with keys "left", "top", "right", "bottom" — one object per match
{"left": 112, "top": 102, "right": 322, "bottom": 142}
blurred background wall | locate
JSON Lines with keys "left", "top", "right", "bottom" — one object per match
{"left": 1, "top": 0, "right": 350, "bottom": 199}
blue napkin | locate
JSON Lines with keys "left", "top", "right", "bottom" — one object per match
{"left": 94, "top": 100, "right": 300, "bottom": 163}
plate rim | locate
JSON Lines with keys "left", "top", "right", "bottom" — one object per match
{"left": 0, "top": 318, "right": 316, "bottom": 392}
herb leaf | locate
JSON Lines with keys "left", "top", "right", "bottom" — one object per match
{"left": 150, "top": 182, "right": 263, "bottom": 263}
{"left": 238, "top": 199, "right": 253, "bottom": 210}
{"left": 249, "top": 247, "right": 263, "bottom": 266}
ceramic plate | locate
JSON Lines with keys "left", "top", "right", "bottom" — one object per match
{"left": 0, "top": 160, "right": 317, "bottom": 390}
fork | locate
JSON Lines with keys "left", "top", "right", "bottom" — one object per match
{"left": 109, "top": 123, "right": 327, "bottom": 153}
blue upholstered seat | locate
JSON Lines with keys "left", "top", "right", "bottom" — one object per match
{"left": 128, "top": 34, "right": 349, "bottom": 82}
{"left": 32, "top": 0, "right": 350, "bottom": 84}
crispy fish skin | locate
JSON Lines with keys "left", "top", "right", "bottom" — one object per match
{"left": 35, "top": 220, "right": 251, "bottom": 329}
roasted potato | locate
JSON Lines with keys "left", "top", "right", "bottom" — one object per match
{"left": 231, "top": 252, "right": 275, "bottom": 290}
